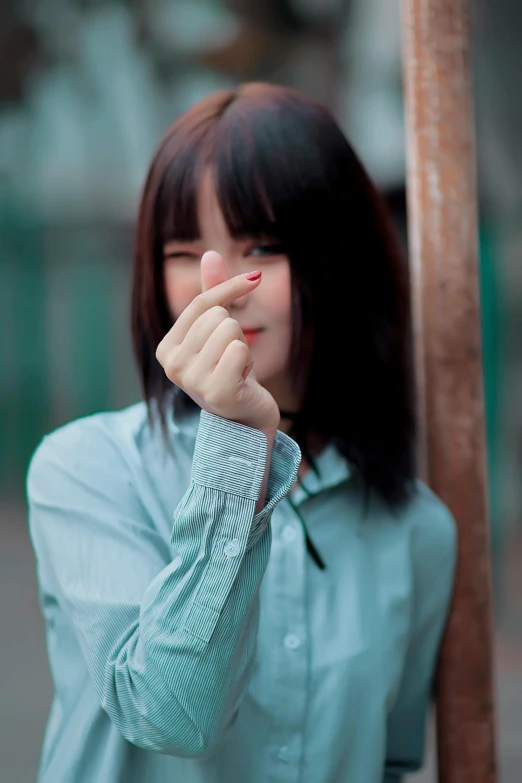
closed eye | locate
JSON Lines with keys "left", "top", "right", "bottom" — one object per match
{"left": 164, "top": 251, "right": 199, "bottom": 260}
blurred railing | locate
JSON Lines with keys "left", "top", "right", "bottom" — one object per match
{"left": 0, "top": 201, "right": 140, "bottom": 492}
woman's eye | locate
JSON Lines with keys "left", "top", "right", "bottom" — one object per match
{"left": 248, "top": 243, "right": 285, "bottom": 258}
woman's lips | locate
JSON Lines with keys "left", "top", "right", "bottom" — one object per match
{"left": 243, "top": 329, "right": 263, "bottom": 344}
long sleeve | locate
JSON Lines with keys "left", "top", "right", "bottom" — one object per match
{"left": 383, "top": 495, "right": 457, "bottom": 782}
{"left": 27, "top": 410, "right": 301, "bottom": 759}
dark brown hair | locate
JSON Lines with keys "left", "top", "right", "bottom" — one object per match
{"left": 131, "top": 82, "right": 416, "bottom": 509}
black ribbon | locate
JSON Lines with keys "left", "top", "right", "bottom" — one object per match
{"left": 279, "top": 410, "right": 300, "bottom": 421}
{"left": 287, "top": 495, "right": 326, "bottom": 570}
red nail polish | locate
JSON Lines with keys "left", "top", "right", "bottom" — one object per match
{"left": 245, "top": 270, "right": 262, "bottom": 281}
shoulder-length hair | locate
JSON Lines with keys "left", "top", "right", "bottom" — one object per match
{"left": 132, "top": 82, "right": 416, "bottom": 510}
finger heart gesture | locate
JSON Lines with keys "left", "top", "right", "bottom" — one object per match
{"left": 156, "top": 251, "right": 280, "bottom": 433}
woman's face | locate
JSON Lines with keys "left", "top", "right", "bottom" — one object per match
{"left": 162, "top": 171, "right": 296, "bottom": 405}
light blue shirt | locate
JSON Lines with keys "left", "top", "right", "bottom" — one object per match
{"left": 27, "top": 397, "right": 456, "bottom": 783}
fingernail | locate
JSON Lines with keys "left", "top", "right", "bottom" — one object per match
{"left": 245, "top": 270, "right": 262, "bottom": 281}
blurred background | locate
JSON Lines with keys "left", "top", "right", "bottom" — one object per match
{"left": 1, "top": 0, "right": 521, "bottom": 781}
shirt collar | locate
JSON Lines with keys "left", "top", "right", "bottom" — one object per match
{"left": 289, "top": 441, "right": 352, "bottom": 505}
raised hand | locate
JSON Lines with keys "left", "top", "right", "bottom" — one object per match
{"left": 156, "top": 251, "right": 280, "bottom": 434}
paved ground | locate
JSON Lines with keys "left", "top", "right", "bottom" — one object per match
{"left": 1, "top": 498, "right": 520, "bottom": 782}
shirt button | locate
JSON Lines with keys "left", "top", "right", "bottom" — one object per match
{"left": 224, "top": 539, "right": 241, "bottom": 558}
{"left": 281, "top": 525, "right": 297, "bottom": 543}
{"left": 277, "top": 746, "right": 292, "bottom": 762}
{"left": 284, "top": 633, "right": 302, "bottom": 650}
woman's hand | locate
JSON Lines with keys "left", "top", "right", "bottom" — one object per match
{"left": 156, "top": 251, "right": 281, "bottom": 434}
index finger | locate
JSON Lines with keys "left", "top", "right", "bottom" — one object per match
{"left": 169, "top": 267, "right": 262, "bottom": 346}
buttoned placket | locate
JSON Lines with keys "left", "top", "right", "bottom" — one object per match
{"left": 264, "top": 498, "right": 309, "bottom": 783}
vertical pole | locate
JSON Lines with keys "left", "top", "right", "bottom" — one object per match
{"left": 400, "top": 1, "right": 497, "bottom": 781}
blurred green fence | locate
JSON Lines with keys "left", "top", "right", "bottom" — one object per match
{"left": 0, "top": 197, "right": 139, "bottom": 493}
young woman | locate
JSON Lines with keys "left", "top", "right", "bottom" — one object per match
{"left": 27, "top": 82, "right": 456, "bottom": 783}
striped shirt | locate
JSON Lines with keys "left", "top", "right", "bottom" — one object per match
{"left": 27, "top": 398, "right": 456, "bottom": 783}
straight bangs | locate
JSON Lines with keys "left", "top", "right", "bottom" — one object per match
{"left": 212, "top": 93, "right": 333, "bottom": 246}
{"left": 156, "top": 101, "right": 298, "bottom": 249}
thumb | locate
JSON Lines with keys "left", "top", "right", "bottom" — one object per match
{"left": 200, "top": 250, "right": 228, "bottom": 292}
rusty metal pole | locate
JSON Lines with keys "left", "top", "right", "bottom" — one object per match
{"left": 400, "top": 1, "right": 498, "bottom": 782}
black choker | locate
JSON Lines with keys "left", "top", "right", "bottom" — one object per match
{"left": 279, "top": 410, "right": 300, "bottom": 421}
